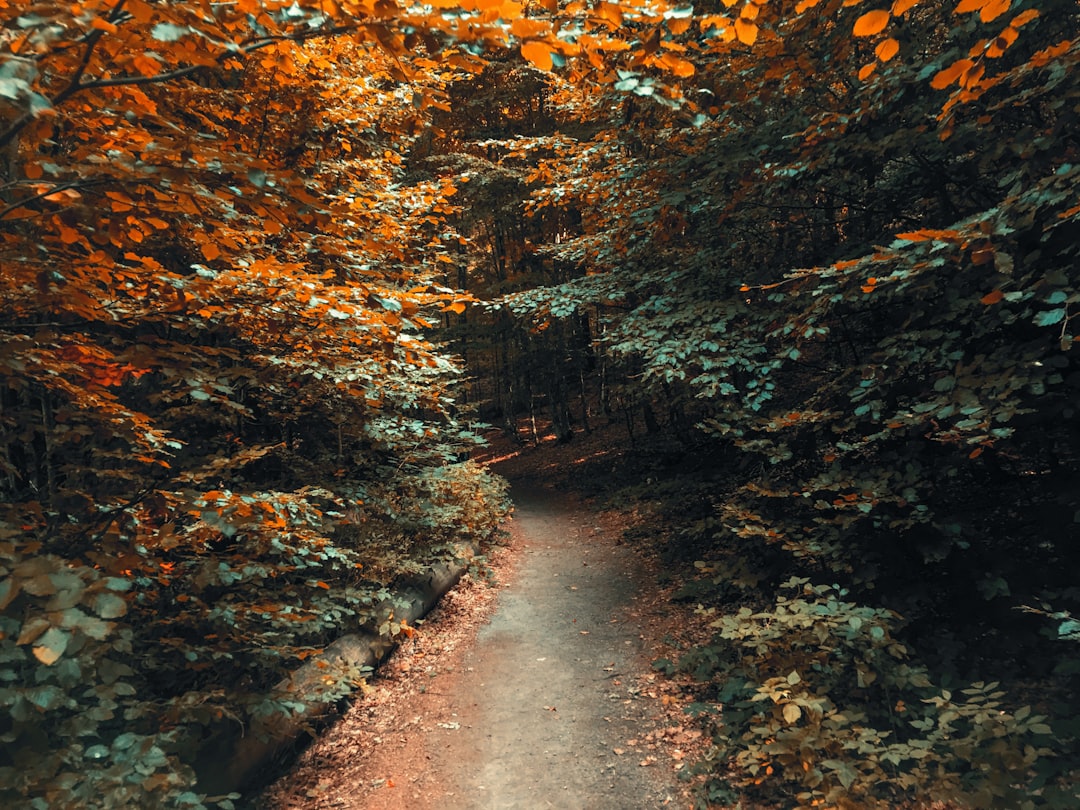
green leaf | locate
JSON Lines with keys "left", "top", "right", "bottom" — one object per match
{"left": 0, "top": 578, "right": 17, "bottom": 611}
{"left": 16, "top": 616, "right": 50, "bottom": 646}
{"left": 112, "top": 732, "right": 138, "bottom": 750}
{"left": 25, "top": 685, "right": 66, "bottom": 711}
{"left": 32, "top": 627, "right": 69, "bottom": 666}
{"left": 151, "top": 22, "right": 190, "bottom": 42}
{"left": 1034, "top": 309, "right": 1065, "bottom": 327}
{"left": 60, "top": 607, "right": 111, "bottom": 640}
{"left": 94, "top": 592, "right": 127, "bottom": 619}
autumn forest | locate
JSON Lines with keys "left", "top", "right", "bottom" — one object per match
{"left": 1, "top": 0, "right": 1078, "bottom": 807}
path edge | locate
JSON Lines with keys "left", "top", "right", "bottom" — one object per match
{"left": 193, "top": 545, "right": 477, "bottom": 797}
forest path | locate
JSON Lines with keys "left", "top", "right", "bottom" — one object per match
{"left": 258, "top": 482, "right": 688, "bottom": 809}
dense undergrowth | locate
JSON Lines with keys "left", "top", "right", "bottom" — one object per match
{"left": 545, "top": 432, "right": 1080, "bottom": 810}
{"left": 2, "top": 454, "right": 509, "bottom": 810}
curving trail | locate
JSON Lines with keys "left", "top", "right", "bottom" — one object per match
{"left": 259, "top": 483, "right": 685, "bottom": 809}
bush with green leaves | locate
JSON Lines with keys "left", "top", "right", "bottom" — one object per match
{"left": 0, "top": 458, "right": 509, "bottom": 809}
{"left": 686, "top": 578, "right": 1063, "bottom": 809}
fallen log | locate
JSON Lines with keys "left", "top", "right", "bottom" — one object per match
{"left": 194, "top": 548, "right": 475, "bottom": 797}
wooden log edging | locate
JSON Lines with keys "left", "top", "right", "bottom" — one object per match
{"left": 194, "top": 548, "right": 476, "bottom": 797}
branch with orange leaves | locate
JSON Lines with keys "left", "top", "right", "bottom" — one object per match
{"left": 0, "top": 19, "right": 359, "bottom": 152}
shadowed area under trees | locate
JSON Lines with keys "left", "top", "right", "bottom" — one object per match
{"left": 1, "top": 0, "right": 1079, "bottom": 808}
{"left": 432, "top": 3, "right": 1080, "bottom": 808}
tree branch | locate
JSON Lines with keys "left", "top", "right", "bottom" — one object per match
{"left": 0, "top": 16, "right": 358, "bottom": 152}
{"left": 0, "top": 179, "right": 95, "bottom": 221}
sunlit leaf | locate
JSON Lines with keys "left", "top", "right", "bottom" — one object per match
{"left": 930, "top": 58, "right": 974, "bottom": 89}
{"left": 853, "top": 10, "right": 890, "bottom": 37}
{"left": 734, "top": 17, "right": 758, "bottom": 45}
{"left": 521, "top": 40, "right": 555, "bottom": 71}
{"left": 875, "top": 37, "right": 900, "bottom": 62}
{"left": 891, "top": 0, "right": 921, "bottom": 14}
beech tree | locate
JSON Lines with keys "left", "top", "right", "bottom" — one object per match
{"left": 0, "top": 4, "right": 509, "bottom": 807}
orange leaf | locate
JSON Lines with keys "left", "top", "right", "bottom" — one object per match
{"left": 510, "top": 18, "right": 549, "bottom": 38}
{"left": 521, "top": 40, "right": 554, "bottom": 70}
{"left": 596, "top": 1, "right": 623, "bottom": 25}
{"left": 979, "top": 0, "right": 1010, "bottom": 22}
{"left": 875, "top": 37, "right": 900, "bottom": 62}
{"left": 954, "top": 0, "right": 988, "bottom": 12}
{"left": 1030, "top": 41, "right": 1071, "bottom": 68}
{"left": 853, "top": 10, "right": 890, "bottom": 37}
{"left": 896, "top": 228, "right": 962, "bottom": 241}
{"left": 930, "top": 58, "right": 974, "bottom": 90}
{"left": 960, "top": 62, "right": 985, "bottom": 89}
{"left": 969, "top": 447, "right": 983, "bottom": 459}
{"left": 987, "top": 27, "right": 1018, "bottom": 57}
{"left": 796, "top": 0, "right": 823, "bottom": 10}
{"left": 201, "top": 242, "right": 221, "bottom": 261}
{"left": 858, "top": 62, "right": 877, "bottom": 80}
{"left": 980, "top": 289, "right": 1004, "bottom": 305}
{"left": 316, "top": 581, "right": 330, "bottom": 590}
{"left": 891, "top": 0, "right": 920, "bottom": 14}
{"left": 500, "top": 0, "right": 523, "bottom": 18}
{"left": 1011, "top": 9, "right": 1039, "bottom": 27}
{"left": 90, "top": 17, "right": 118, "bottom": 33}
{"left": 668, "top": 17, "right": 692, "bottom": 34}
{"left": 658, "top": 54, "right": 696, "bottom": 77}
{"left": 734, "top": 17, "right": 758, "bottom": 45}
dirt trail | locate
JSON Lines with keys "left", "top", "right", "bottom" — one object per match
{"left": 259, "top": 483, "right": 688, "bottom": 809}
